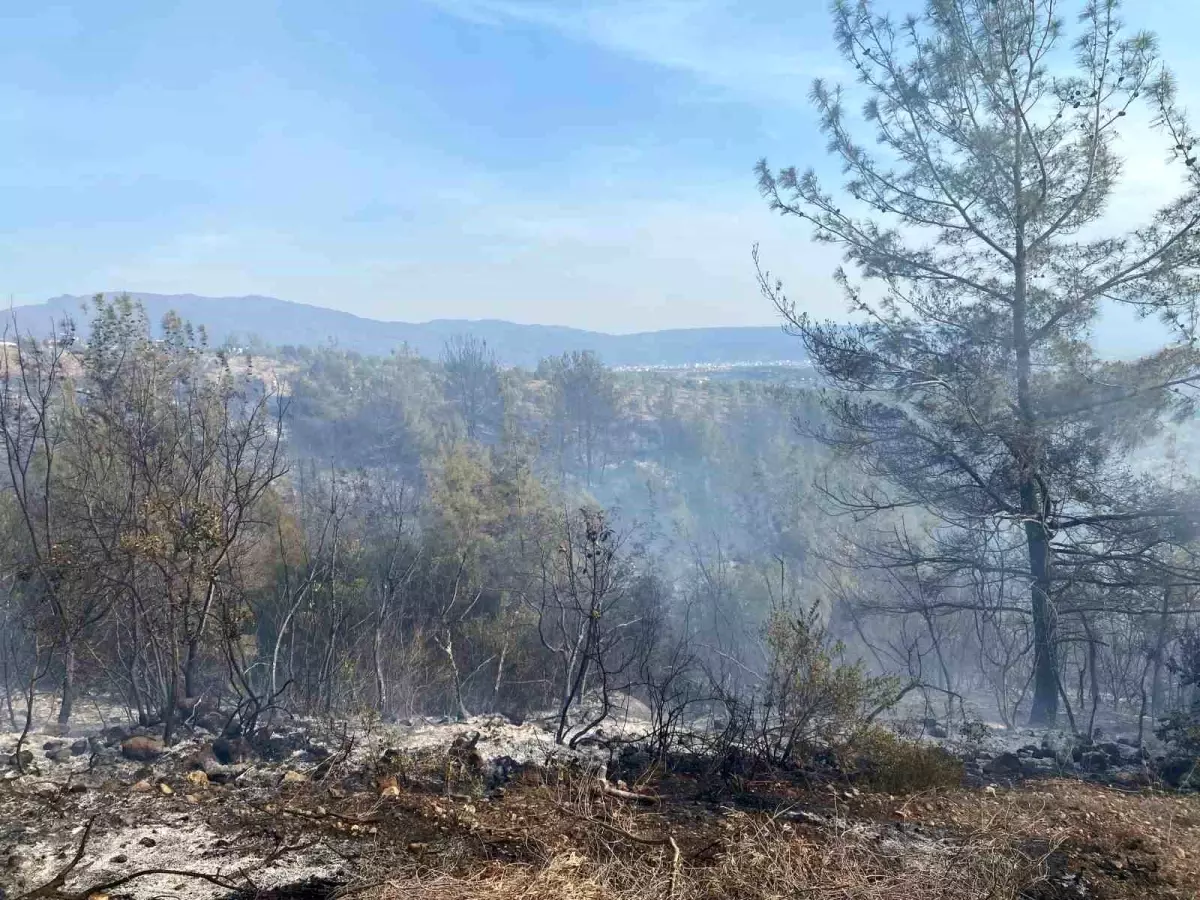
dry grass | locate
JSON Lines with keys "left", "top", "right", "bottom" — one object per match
{"left": 367, "top": 812, "right": 1051, "bottom": 900}
{"left": 9, "top": 731, "right": 1198, "bottom": 900}
{"left": 335, "top": 769, "right": 1200, "bottom": 900}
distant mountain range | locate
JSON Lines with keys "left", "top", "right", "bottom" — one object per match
{"left": 10, "top": 293, "right": 808, "bottom": 369}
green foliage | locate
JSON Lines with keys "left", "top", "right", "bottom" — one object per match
{"left": 845, "top": 727, "right": 963, "bottom": 794}
{"left": 754, "top": 601, "right": 904, "bottom": 766}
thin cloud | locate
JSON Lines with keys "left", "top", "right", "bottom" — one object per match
{"left": 422, "top": 0, "right": 846, "bottom": 106}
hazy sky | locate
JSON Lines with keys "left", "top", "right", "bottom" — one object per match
{"left": 1, "top": 1, "right": 1196, "bottom": 335}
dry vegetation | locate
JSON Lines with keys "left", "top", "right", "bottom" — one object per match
{"left": 8, "top": 731, "right": 1200, "bottom": 900}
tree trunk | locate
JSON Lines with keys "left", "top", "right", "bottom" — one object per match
{"left": 1026, "top": 521, "right": 1059, "bottom": 727}
{"left": 184, "top": 581, "right": 217, "bottom": 699}
{"left": 1151, "top": 586, "right": 1171, "bottom": 716}
{"left": 373, "top": 610, "right": 388, "bottom": 716}
{"left": 57, "top": 636, "right": 75, "bottom": 726}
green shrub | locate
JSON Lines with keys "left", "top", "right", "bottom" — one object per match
{"left": 750, "top": 602, "right": 904, "bottom": 767}
{"left": 846, "top": 727, "right": 963, "bottom": 793}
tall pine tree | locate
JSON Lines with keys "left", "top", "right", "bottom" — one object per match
{"left": 758, "top": 0, "right": 1200, "bottom": 724}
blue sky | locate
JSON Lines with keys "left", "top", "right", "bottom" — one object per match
{"left": 0, "top": 1, "right": 1196, "bottom": 336}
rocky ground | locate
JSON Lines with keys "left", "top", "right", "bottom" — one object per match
{"left": 0, "top": 702, "right": 1198, "bottom": 899}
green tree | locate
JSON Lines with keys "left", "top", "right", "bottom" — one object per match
{"left": 538, "top": 351, "right": 618, "bottom": 486}
{"left": 757, "top": 0, "right": 1200, "bottom": 724}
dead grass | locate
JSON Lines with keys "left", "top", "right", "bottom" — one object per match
{"left": 366, "top": 811, "right": 1050, "bottom": 900}
{"left": 7, "top": 734, "right": 1200, "bottom": 900}
{"left": 350, "top": 768, "right": 1200, "bottom": 900}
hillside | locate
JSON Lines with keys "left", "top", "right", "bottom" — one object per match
{"left": 10, "top": 293, "right": 808, "bottom": 369}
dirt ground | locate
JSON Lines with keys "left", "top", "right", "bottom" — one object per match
{"left": 1, "top": 697, "right": 1199, "bottom": 900}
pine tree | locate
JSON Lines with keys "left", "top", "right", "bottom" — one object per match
{"left": 758, "top": 0, "right": 1200, "bottom": 725}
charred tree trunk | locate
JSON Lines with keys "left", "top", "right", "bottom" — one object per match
{"left": 57, "top": 636, "right": 75, "bottom": 726}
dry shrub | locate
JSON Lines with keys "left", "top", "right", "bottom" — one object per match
{"left": 377, "top": 857, "right": 624, "bottom": 900}
{"left": 848, "top": 726, "right": 964, "bottom": 793}
{"left": 692, "top": 815, "right": 1050, "bottom": 900}
{"left": 369, "top": 807, "right": 1051, "bottom": 900}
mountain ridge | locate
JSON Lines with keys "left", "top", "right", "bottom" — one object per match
{"left": 11, "top": 293, "right": 808, "bottom": 369}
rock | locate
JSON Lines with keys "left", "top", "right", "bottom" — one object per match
{"left": 111, "top": 853, "right": 128, "bottom": 864}
{"left": 203, "top": 762, "right": 247, "bottom": 784}
{"left": 1081, "top": 750, "right": 1110, "bottom": 772}
{"left": 1159, "top": 756, "right": 1198, "bottom": 788}
{"left": 1111, "top": 769, "right": 1151, "bottom": 788}
{"left": 103, "top": 726, "right": 130, "bottom": 746}
{"left": 195, "top": 712, "right": 225, "bottom": 734}
{"left": 921, "top": 718, "right": 948, "bottom": 739}
{"left": 70, "top": 739, "right": 89, "bottom": 756}
{"left": 212, "top": 737, "right": 248, "bottom": 765}
{"left": 6, "top": 749, "right": 33, "bottom": 768}
{"left": 42, "top": 740, "right": 65, "bottom": 752}
{"left": 120, "top": 736, "right": 164, "bottom": 761}
{"left": 130, "top": 780, "right": 153, "bottom": 792}
{"left": 186, "top": 770, "right": 209, "bottom": 787}
{"left": 1020, "top": 757, "right": 1056, "bottom": 776}
{"left": 46, "top": 748, "right": 72, "bottom": 763}
{"left": 158, "top": 782, "right": 173, "bottom": 795}
{"left": 983, "top": 752, "right": 1022, "bottom": 776}
{"left": 282, "top": 770, "right": 307, "bottom": 784}
{"left": 139, "top": 836, "right": 157, "bottom": 847}
{"left": 1017, "top": 744, "right": 1043, "bottom": 758}
{"left": 486, "top": 754, "right": 531, "bottom": 788}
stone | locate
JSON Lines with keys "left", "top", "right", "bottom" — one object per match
{"left": 1020, "top": 757, "right": 1056, "bottom": 776}
{"left": 282, "top": 770, "right": 307, "bottom": 784}
{"left": 42, "top": 740, "right": 65, "bottom": 752}
{"left": 139, "top": 836, "right": 157, "bottom": 848}
{"left": 6, "top": 749, "right": 33, "bottom": 768}
{"left": 46, "top": 748, "right": 72, "bottom": 763}
{"left": 1081, "top": 750, "right": 1110, "bottom": 772}
{"left": 212, "top": 737, "right": 248, "bottom": 765}
{"left": 186, "top": 770, "right": 209, "bottom": 787}
{"left": 983, "top": 752, "right": 1022, "bottom": 776}
{"left": 120, "top": 736, "right": 164, "bottom": 762}
{"left": 130, "top": 780, "right": 153, "bottom": 792}
{"left": 1159, "top": 756, "right": 1198, "bottom": 788}
{"left": 203, "top": 762, "right": 247, "bottom": 784}
{"left": 921, "top": 718, "right": 948, "bottom": 739}
{"left": 70, "top": 739, "right": 90, "bottom": 756}
{"left": 103, "top": 726, "right": 130, "bottom": 746}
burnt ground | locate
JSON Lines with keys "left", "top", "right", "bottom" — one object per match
{"left": 1, "top": 715, "right": 1199, "bottom": 900}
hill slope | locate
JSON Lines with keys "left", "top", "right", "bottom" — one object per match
{"left": 11, "top": 293, "right": 807, "bottom": 369}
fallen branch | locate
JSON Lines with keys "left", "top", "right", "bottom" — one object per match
{"left": 595, "top": 778, "right": 662, "bottom": 804}
{"left": 15, "top": 817, "right": 96, "bottom": 899}
{"left": 282, "top": 806, "right": 382, "bottom": 826}
{"left": 555, "top": 804, "right": 683, "bottom": 897}
{"left": 63, "top": 867, "right": 246, "bottom": 899}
